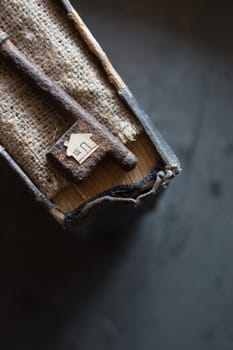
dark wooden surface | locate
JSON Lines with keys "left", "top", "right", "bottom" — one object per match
{"left": 1, "top": 0, "right": 233, "bottom": 349}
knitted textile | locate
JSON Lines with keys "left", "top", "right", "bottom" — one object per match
{"left": 0, "top": 0, "right": 140, "bottom": 198}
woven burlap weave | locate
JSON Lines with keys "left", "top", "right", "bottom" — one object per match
{"left": 0, "top": 0, "right": 140, "bottom": 198}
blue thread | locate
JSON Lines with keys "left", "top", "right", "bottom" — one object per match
{"left": 64, "top": 167, "right": 161, "bottom": 226}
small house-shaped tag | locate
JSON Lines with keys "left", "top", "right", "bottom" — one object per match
{"left": 64, "top": 133, "right": 99, "bottom": 165}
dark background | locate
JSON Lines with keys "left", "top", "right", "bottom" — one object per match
{"left": 1, "top": 0, "right": 233, "bottom": 349}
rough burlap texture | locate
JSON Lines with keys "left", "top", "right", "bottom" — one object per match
{"left": 0, "top": 0, "right": 140, "bottom": 198}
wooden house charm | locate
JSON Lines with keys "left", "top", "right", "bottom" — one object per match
{"left": 64, "top": 134, "right": 99, "bottom": 165}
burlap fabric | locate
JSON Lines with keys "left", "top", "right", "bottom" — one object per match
{"left": 0, "top": 0, "right": 140, "bottom": 198}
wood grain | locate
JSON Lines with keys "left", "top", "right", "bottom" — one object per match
{"left": 53, "top": 132, "right": 162, "bottom": 212}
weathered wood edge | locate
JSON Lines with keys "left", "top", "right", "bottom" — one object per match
{"left": 59, "top": 0, "right": 181, "bottom": 174}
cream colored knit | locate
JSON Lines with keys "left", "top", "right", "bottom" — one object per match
{"left": 0, "top": 0, "right": 140, "bottom": 198}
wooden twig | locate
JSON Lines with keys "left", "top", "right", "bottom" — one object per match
{"left": 60, "top": 0, "right": 126, "bottom": 92}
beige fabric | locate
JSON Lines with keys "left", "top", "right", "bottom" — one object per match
{"left": 0, "top": 0, "right": 140, "bottom": 198}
